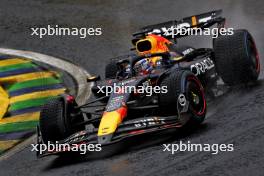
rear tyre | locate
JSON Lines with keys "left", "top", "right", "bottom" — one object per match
{"left": 159, "top": 70, "right": 206, "bottom": 125}
{"left": 214, "top": 29, "right": 260, "bottom": 85}
{"left": 105, "top": 61, "right": 119, "bottom": 79}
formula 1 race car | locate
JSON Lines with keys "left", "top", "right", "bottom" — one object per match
{"left": 37, "top": 10, "right": 260, "bottom": 157}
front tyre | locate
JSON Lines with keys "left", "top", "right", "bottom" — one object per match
{"left": 159, "top": 70, "right": 206, "bottom": 125}
{"left": 39, "top": 96, "right": 84, "bottom": 143}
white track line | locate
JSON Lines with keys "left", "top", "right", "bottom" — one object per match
{"left": 0, "top": 48, "right": 93, "bottom": 161}
{"left": 0, "top": 135, "right": 36, "bottom": 161}
{"left": 0, "top": 48, "right": 92, "bottom": 104}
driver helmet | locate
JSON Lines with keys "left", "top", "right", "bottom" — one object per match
{"left": 134, "top": 58, "right": 153, "bottom": 75}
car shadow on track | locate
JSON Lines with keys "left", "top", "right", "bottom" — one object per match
{"left": 42, "top": 123, "right": 209, "bottom": 171}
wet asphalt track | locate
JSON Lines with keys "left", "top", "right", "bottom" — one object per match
{"left": 0, "top": 0, "right": 264, "bottom": 175}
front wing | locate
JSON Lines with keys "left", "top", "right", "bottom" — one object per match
{"left": 36, "top": 115, "right": 183, "bottom": 157}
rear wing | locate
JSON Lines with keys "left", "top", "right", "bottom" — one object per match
{"left": 132, "top": 10, "right": 225, "bottom": 41}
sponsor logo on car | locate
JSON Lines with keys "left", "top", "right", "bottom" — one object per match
{"left": 190, "top": 57, "right": 215, "bottom": 75}
{"left": 134, "top": 117, "right": 165, "bottom": 127}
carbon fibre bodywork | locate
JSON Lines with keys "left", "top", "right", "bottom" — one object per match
{"left": 37, "top": 10, "right": 229, "bottom": 157}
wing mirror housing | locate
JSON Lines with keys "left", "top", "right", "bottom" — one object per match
{"left": 87, "top": 75, "right": 101, "bottom": 82}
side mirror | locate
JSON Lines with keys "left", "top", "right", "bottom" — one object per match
{"left": 87, "top": 75, "right": 100, "bottom": 82}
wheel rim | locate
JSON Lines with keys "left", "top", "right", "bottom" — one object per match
{"left": 248, "top": 38, "right": 260, "bottom": 74}
{"left": 186, "top": 76, "right": 206, "bottom": 116}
